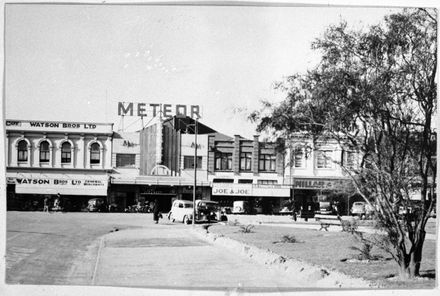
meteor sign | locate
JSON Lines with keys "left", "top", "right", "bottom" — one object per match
{"left": 118, "top": 102, "right": 201, "bottom": 119}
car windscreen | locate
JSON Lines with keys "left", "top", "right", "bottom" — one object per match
{"left": 199, "top": 202, "right": 218, "bottom": 210}
{"left": 184, "top": 203, "right": 193, "bottom": 208}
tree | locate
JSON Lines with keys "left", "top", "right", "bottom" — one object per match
{"left": 250, "top": 8, "right": 437, "bottom": 279}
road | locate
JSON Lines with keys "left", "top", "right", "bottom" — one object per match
{"left": 6, "top": 211, "right": 305, "bottom": 291}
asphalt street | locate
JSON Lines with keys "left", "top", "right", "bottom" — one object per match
{"left": 6, "top": 211, "right": 305, "bottom": 290}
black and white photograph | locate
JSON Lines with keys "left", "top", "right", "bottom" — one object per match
{"left": 1, "top": 1, "right": 438, "bottom": 295}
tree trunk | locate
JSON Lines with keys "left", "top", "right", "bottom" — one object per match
{"left": 397, "top": 231, "right": 426, "bottom": 279}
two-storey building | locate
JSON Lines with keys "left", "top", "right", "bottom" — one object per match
{"left": 5, "top": 119, "right": 113, "bottom": 210}
{"left": 284, "top": 134, "right": 356, "bottom": 214}
{"left": 208, "top": 134, "right": 290, "bottom": 214}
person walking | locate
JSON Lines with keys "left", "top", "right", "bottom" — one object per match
{"left": 43, "top": 196, "right": 50, "bottom": 213}
{"left": 153, "top": 199, "right": 160, "bottom": 224}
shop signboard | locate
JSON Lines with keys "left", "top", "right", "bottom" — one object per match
{"left": 12, "top": 176, "right": 108, "bottom": 196}
{"left": 212, "top": 184, "right": 290, "bottom": 197}
{"left": 293, "top": 178, "right": 352, "bottom": 190}
{"left": 118, "top": 102, "right": 201, "bottom": 119}
{"left": 5, "top": 120, "right": 112, "bottom": 134}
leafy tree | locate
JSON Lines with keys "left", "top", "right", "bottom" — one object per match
{"left": 250, "top": 8, "right": 436, "bottom": 279}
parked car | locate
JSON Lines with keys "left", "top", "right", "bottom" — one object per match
{"left": 196, "top": 200, "right": 227, "bottom": 222}
{"left": 279, "top": 207, "right": 293, "bottom": 215}
{"left": 232, "top": 200, "right": 250, "bottom": 214}
{"left": 168, "top": 200, "right": 194, "bottom": 224}
{"left": 87, "top": 198, "right": 106, "bottom": 212}
{"left": 351, "top": 201, "right": 366, "bottom": 218}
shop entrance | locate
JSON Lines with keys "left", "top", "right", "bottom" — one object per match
{"left": 141, "top": 193, "right": 175, "bottom": 213}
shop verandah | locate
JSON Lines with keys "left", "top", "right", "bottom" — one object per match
{"left": 109, "top": 175, "right": 211, "bottom": 213}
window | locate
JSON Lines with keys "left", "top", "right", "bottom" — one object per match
{"left": 240, "top": 152, "right": 252, "bottom": 171}
{"left": 61, "top": 142, "right": 72, "bottom": 163}
{"left": 238, "top": 179, "right": 253, "bottom": 184}
{"left": 183, "top": 156, "right": 202, "bottom": 169}
{"left": 39, "top": 141, "right": 50, "bottom": 163}
{"left": 257, "top": 180, "right": 278, "bottom": 185}
{"left": 215, "top": 152, "right": 232, "bottom": 171}
{"left": 212, "top": 178, "right": 234, "bottom": 183}
{"left": 17, "top": 140, "right": 28, "bottom": 162}
{"left": 259, "top": 154, "right": 276, "bottom": 171}
{"left": 344, "top": 151, "right": 357, "bottom": 169}
{"left": 90, "top": 143, "right": 100, "bottom": 164}
{"left": 316, "top": 150, "right": 332, "bottom": 169}
{"left": 294, "top": 147, "right": 304, "bottom": 168}
{"left": 116, "top": 154, "right": 136, "bottom": 167}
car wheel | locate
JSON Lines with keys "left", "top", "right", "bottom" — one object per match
{"left": 183, "top": 216, "right": 190, "bottom": 224}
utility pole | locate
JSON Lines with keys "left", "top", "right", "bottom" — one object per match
{"left": 192, "top": 118, "right": 198, "bottom": 225}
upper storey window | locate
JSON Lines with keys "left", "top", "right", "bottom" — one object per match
{"left": 61, "top": 142, "right": 72, "bottom": 163}
{"left": 39, "top": 141, "right": 50, "bottom": 163}
{"left": 316, "top": 150, "right": 332, "bottom": 169}
{"left": 259, "top": 154, "right": 276, "bottom": 171}
{"left": 90, "top": 143, "right": 100, "bottom": 164}
{"left": 215, "top": 152, "right": 232, "bottom": 171}
{"left": 17, "top": 140, "right": 28, "bottom": 162}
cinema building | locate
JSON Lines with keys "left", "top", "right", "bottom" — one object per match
{"left": 5, "top": 120, "right": 113, "bottom": 210}
{"left": 109, "top": 116, "right": 216, "bottom": 212}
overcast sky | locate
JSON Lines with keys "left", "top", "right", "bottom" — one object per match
{"left": 5, "top": 4, "right": 402, "bottom": 138}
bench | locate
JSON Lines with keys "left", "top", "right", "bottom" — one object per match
{"left": 315, "top": 215, "right": 358, "bottom": 233}
{"left": 315, "top": 214, "right": 342, "bottom": 231}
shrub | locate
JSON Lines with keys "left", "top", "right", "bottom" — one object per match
{"left": 341, "top": 219, "right": 359, "bottom": 234}
{"left": 350, "top": 241, "right": 374, "bottom": 260}
{"left": 273, "top": 234, "right": 299, "bottom": 244}
{"left": 239, "top": 224, "right": 255, "bottom": 233}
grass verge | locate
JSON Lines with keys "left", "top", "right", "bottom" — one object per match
{"left": 209, "top": 223, "right": 436, "bottom": 289}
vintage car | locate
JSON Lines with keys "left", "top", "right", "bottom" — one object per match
{"left": 232, "top": 200, "right": 250, "bottom": 214}
{"left": 168, "top": 200, "right": 194, "bottom": 224}
{"left": 351, "top": 201, "right": 367, "bottom": 218}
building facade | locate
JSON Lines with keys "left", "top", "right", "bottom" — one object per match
{"left": 284, "top": 134, "right": 356, "bottom": 214}
{"left": 208, "top": 134, "right": 290, "bottom": 214}
{"left": 5, "top": 119, "right": 113, "bottom": 210}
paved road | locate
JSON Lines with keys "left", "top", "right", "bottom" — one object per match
{"left": 6, "top": 211, "right": 305, "bottom": 290}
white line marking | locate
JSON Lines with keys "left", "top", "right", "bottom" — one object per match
{"left": 91, "top": 236, "right": 105, "bottom": 285}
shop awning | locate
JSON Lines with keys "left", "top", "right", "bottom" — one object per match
{"left": 7, "top": 172, "right": 108, "bottom": 196}
{"left": 111, "top": 175, "right": 211, "bottom": 187}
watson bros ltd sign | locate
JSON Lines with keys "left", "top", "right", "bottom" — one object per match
{"left": 14, "top": 177, "right": 108, "bottom": 196}
{"left": 5, "top": 120, "right": 112, "bottom": 134}
{"left": 118, "top": 102, "right": 201, "bottom": 119}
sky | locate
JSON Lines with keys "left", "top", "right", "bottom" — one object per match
{"left": 4, "top": 4, "right": 402, "bottom": 138}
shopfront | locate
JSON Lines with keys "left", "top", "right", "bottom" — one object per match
{"left": 6, "top": 172, "right": 109, "bottom": 211}
{"left": 109, "top": 175, "right": 212, "bottom": 213}
{"left": 211, "top": 183, "right": 291, "bottom": 214}
{"left": 292, "top": 177, "right": 354, "bottom": 215}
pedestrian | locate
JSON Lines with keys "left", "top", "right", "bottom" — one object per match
{"left": 53, "top": 193, "right": 61, "bottom": 211}
{"left": 291, "top": 201, "right": 297, "bottom": 221}
{"left": 43, "top": 196, "right": 50, "bottom": 213}
{"left": 153, "top": 199, "right": 160, "bottom": 224}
